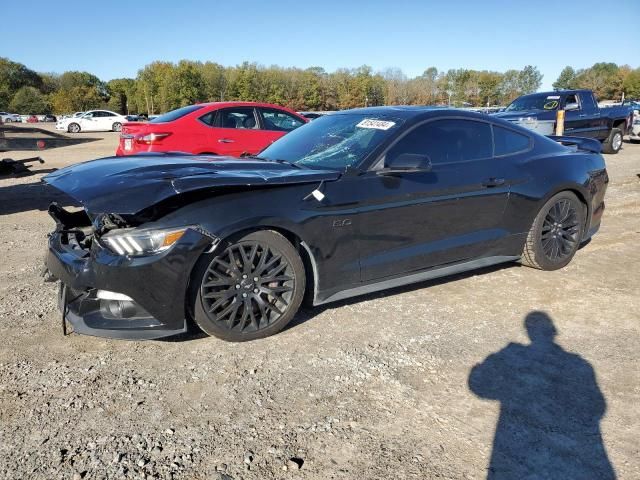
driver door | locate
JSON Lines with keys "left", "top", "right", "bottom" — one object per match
{"left": 79, "top": 112, "right": 102, "bottom": 131}
{"left": 210, "top": 107, "right": 264, "bottom": 157}
{"left": 356, "top": 118, "right": 511, "bottom": 281}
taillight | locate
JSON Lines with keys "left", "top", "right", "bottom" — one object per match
{"left": 135, "top": 132, "right": 172, "bottom": 145}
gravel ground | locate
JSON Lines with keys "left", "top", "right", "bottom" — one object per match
{"left": 0, "top": 125, "right": 638, "bottom": 479}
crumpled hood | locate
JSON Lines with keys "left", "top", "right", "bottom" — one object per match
{"left": 43, "top": 154, "right": 340, "bottom": 216}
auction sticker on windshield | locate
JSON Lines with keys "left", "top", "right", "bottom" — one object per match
{"left": 356, "top": 119, "right": 396, "bottom": 130}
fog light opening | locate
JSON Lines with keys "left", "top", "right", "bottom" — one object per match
{"left": 100, "top": 299, "right": 139, "bottom": 319}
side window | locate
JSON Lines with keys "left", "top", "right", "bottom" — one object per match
{"left": 386, "top": 119, "right": 492, "bottom": 166}
{"left": 493, "top": 125, "right": 531, "bottom": 156}
{"left": 199, "top": 111, "right": 216, "bottom": 126}
{"left": 218, "top": 108, "right": 258, "bottom": 129}
{"left": 103, "top": 111, "right": 116, "bottom": 117}
{"left": 565, "top": 94, "right": 580, "bottom": 110}
{"left": 259, "top": 108, "right": 304, "bottom": 132}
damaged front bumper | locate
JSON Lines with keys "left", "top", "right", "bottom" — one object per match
{"left": 45, "top": 210, "right": 215, "bottom": 340}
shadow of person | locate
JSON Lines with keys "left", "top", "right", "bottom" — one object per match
{"left": 468, "top": 311, "right": 615, "bottom": 479}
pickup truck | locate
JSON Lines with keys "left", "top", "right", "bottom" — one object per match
{"left": 493, "top": 89, "right": 634, "bottom": 154}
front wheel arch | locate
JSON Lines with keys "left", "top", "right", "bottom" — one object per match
{"left": 184, "top": 225, "right": 315, "bottom": 322}
{"left": 187, "top": 228, "right": 307, "bottom": 341}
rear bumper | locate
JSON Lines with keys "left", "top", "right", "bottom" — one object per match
{"left": 46, "top": 228, "right": 213, "bottom": 340}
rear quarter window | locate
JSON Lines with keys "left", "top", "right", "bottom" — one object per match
{"left": 493, "top": 125, "right": 531, "bottom": 156}
{"left": 150, "top": 105, "right": 204, "bottom": 123}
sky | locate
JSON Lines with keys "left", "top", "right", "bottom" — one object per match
{"left": 3, "top": 0, "right": 639, "bottom": 91}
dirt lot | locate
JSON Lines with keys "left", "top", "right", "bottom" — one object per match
{"left": 1, "top": 124, "right": 638, "bottom": 479}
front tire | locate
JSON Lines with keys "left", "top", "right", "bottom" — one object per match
{"left": 602, "top": 127, "right": 623, "bottom": 154}
{"left": 521, "top": 191, "right": 585, "bottom": 271}
{"left": 68, "top": 123, "right": 80, "bottom": 133}
{"left": 112, "top": 122, "right": 122, "bottom": 132}
{"left": 192, "top": 230, "right": 305, "bottom": 341}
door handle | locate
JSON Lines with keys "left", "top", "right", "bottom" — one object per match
{"left": 218, "top": 138, "right": 235, "bottom": 143}
{"left": 482, "top": 178, "right": 505, "bottom": 188}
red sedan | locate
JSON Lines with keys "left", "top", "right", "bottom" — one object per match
{"left": 116, "top": 102, "right": 307, "bottom": 157}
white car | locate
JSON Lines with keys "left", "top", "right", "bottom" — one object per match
{"left": 0, "top": 112, "right": 21, "bottom": 123}
{"left": 56, "top": 110, "right": 127, "bottom": 133}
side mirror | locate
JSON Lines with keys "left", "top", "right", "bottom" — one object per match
{"left": 565, "top": 103, "right": 580, "bottom": 112}
{"left": 379, "top": 153, "right": 432, "bottom": 175}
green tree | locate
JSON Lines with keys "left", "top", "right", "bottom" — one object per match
{"left": 0, "top": 57, "right": 43, "bottom": 109}
{"left": 382, "top": 67, "right": 409, "bottom": 105}
{"left": 38, "top": 73, "right": 60, "bottom": 94}
{"left": 574, "top": 63, "right": 623, "bottom": 99}
{"left": 478, "top": 71, "right": 503, "bottom": 106}
{"left": 553, "top": 66, "right": 577, "bottom": 90}
{"left": 136, "top": 61, "right": 174, "bottom": 114}
{"left": 107, "top": 78, "right": 136, "bottom": 114}
{"left": 623, "top": 68, "right": 640, "bottom": 99}
{"left": 298, "top": 68, "right": 324, "bottom": 110}
{"left": 170, "top": 60, "right": 206, "bottom": 107}
{"left": 201, "top": 61, "right": 228, "bottom": 101}
{"left": 518, "top": 65, "right": 543, "bottom": 94}
{"left": 229, "top": 62, "right": 261, "bottom": 102}
{"left": 9, "top": 86, "right": 49, "bottom": 114}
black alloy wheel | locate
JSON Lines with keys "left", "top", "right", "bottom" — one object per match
{"left": 192, "top": 230, "right": 305, "bottom": 341}
{"left": 540, "top": 198, "right": 580, "bottom": 262}
{"left": 521, "top": 191, "right": 585, "bottom": 270}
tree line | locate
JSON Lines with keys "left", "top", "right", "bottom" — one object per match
{"left": 552, "top": 63, "right": 640, "bottom": 100}
{"left": 1, "top": 56, "right": 638, "bottom": 116}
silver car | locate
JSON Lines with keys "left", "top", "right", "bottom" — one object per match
{"left": 0, "top": 112, "right": 21, "bottom": 123}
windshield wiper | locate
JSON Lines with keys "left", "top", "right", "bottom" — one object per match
{"left": 250, "top": 156, "right": 306, "bottom": 169}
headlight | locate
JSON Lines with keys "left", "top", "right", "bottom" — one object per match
{"left": 101, "top": 226, "right": 191, "bottom": 256}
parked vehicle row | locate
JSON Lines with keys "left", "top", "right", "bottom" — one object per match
{"left": 1, "top": 112, "right": 58, "bottom": 123}
{"left": 43, "top": 107, "right": 608, "bottom": 341}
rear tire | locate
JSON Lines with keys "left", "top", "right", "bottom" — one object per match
{"left": 68, "top": 123, "right": 80, "bottom": 133}
{"left": 521, "top": 191, "right": 585, "bottom": 271}
{"left": 112, "top": 122, "right": 122, "bottom": 132}
{"left": 602, "top": 127, "right": 623, "bottom": 154}
{"left": 191, "top": 230, "right": 305, "bottom": 341}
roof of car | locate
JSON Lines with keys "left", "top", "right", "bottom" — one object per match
{"left": 332, "top": 106, "right": 495, "bottom": 121}
{"left": 517, "top": 89, "right": 593, "bottom": 98}
{"left": 190, "top": 101, "right": 304, "bottom": 117}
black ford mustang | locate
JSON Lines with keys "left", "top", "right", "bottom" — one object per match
{"left": 43, "top": 107, "right": 608, "bottom": 341}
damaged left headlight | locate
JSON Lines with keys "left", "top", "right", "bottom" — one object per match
{"left": 101, "top": 226, "right": 192, "bottom": 256}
